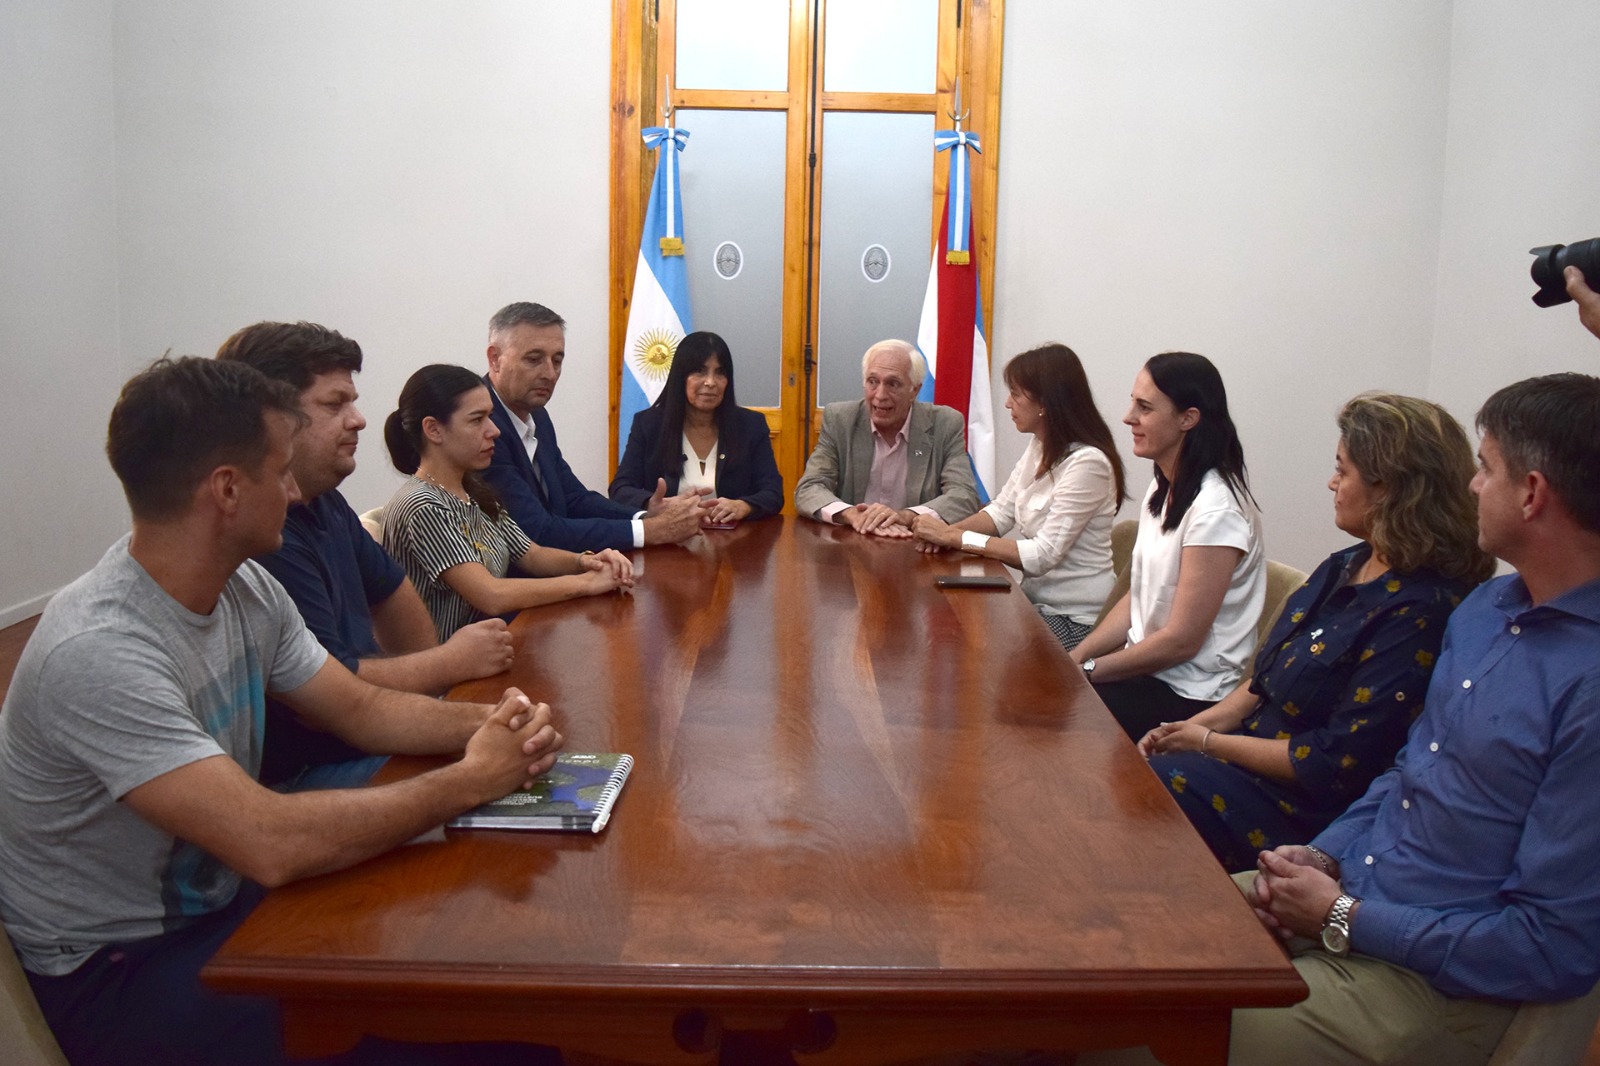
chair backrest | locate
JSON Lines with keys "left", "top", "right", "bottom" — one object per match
{"left": 1094, "top": 519, "right": 1139, "bottom": 626}
{"left": 0, "top": 927, "right": 69, "bottom": 1066}
{"left": 1254, "top": 559, "right": 1309, "bottom": 657}
{"left": 1093, "top": 520, "right": 1307, "bottom": 653}
{"left": 359, "top": 506, "right": 385, "bottom": 543}
{"left": 1487, "top": 981, "right": 1600, "bottom": 1066}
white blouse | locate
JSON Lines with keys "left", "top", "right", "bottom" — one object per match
{"left": 679, "top": 431, "right": 718, "bottom": 496}
{"left": 1127, "top": 469, "right": 1265, "bottom": 703}
{"left": 981, "top": 441, "right": 1118, "bottom": 624}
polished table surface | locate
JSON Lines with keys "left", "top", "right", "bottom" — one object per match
{"left": 205, "top": 517, "right": 1305, "bottom": 1065}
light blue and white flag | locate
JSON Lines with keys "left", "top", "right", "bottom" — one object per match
{"left": 620, "top": 126, "right": 693, "bottom": 457}
{"left": 916, "top": 130, "right": 994, "bottom": 501}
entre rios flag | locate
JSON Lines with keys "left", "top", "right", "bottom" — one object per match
{"left": 620, "top": 125, "right": 693, "bottom": 456}
{"left": 915, "top": 128, "right": 994, "bottom": 501}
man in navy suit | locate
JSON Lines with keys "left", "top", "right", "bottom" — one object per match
{"left": 482, "top": 302, "right": 704, "bottom": 552}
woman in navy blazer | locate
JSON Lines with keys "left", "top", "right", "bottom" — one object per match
{"left": 610, "top": 332, "right": 783, "bottom": 522}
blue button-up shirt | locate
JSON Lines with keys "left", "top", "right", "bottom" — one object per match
{"left": 1314, "top": 573, "right": 1600, "bottom": 1001}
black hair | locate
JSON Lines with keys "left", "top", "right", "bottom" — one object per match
{"left": 1144, "top": 351, "right": 1254, "bottom": 530}
{"left": 1477, "top": 372, "right": 1600, "bottom": 534}
{"left": 384, "top": 363, "right": 505, "bottom": 519}
{"left": 107, "top": 356, "right": 303, "bottom": 521}
{"left": 647, "top": 332, "right": 738, "bottom": 476}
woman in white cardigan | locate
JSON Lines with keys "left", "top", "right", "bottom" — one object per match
{"left": 911, "top": 343, "right": 1126, "bottom": 649}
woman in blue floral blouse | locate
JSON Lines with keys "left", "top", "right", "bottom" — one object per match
{"left": 1139, "top": 393, "right": 1495, "bottom": 872}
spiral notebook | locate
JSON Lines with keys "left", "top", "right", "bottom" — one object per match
{"left": 447, "top": 752, "right": 633, "bottom": 834}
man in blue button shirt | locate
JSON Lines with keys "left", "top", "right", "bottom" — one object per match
{"left": 219, "top": 322, "right": 516, "bottom": 785}
{"left": 1231, "top": 372, "right": 1600, "bottom": 1064}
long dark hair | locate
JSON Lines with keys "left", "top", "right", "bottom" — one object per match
{"left": 648, "top": 331, "right": 738, "bottom": 476}
{"left": 1144, "top": 352, "right": 1253, "bottom": 531}
{"left": 1004, "top": 344, "right": 1127, "bottom": 505}
{"left": 384, "top": 363, "right": 504, "bottom": 519}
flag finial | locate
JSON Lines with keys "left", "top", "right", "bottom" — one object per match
{"left": 948, "top": 77, "right": 969, "bottom": 133}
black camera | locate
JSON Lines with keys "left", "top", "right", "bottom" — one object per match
{"left": 1529, "top": 238, "right": 1600, "bottom": 307}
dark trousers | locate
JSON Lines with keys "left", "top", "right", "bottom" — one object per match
{"left": 1093, "top": 674, "right": 1216, "bottom": 741}
{"left": 27, "top": 883, "right": 558, "bottom": 1066}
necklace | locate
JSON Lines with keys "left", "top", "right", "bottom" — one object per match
{"left": 416, "top": 472, "right": 489, "bottom": 553}
{"left": 418, "top": 470, "right": 472, "bottom": 506}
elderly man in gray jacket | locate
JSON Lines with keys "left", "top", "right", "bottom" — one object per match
{"left": 795, "top": 339, "right": 979, "bottom": 536}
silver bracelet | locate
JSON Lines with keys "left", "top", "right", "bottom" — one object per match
{"left": 1304, "top": 844, "right": 1334, "bottom": 876}
{"left": 1201, "top": 728, "right": 1214, "bottom": 756}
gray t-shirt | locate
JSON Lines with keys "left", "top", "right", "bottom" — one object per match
{"left": 0, "top": 536, "right": 326, "bottom": 976}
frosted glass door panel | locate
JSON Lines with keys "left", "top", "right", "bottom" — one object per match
{"left": 676, "top": 0, "right": 790, "bottom": 92}
{"left": 817, "top": 112, "right": 933, "bottom": 406}
{"left": 822, "top": 0, "right": 938, "bottom": 94}
{"left": 675, "top": 109, "right": 786, "bottom": 408}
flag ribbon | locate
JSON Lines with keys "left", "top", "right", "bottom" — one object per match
{"left": 641, "top": 126, "right": 690, "bottom": 256}
{"left": 934, "top": 130, "right": 981, "bottom": 265}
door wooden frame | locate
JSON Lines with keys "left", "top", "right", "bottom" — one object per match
{"left": 609, "top": 0, "right": 1005, "bottom": 507}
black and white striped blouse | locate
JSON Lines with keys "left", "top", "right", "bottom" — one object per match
{"left": 381, "top": 477, "right": 532, "bottom": 641}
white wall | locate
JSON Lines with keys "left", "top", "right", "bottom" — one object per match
{"left": 1428, "top": 0, "right": 1600, "bottom": 420}
{"left": 0, "top": 0, "right": 125, "bottom": 627}
{"left": 112, "top": 0, "right": 614, "bottom": 516}
{"left": 992, "top": 2, "right": 1454, "bottom": 572}
{"left": 5, "top": 1, "right": 1599, "bottom": 620}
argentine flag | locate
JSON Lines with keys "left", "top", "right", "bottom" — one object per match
{"left": 915, "top": 129, "right": 994, "bottom": 501}
{"left": 620, "top": 126, "right": 694, "bottom": 457}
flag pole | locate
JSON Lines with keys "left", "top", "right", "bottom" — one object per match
{"left": 916, "top": 74, "right": 994, "bottom": 501}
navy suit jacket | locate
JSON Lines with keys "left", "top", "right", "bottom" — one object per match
{"left": 608, "top": 404, "right": 784, "bottom": 519}
{"left": 481, "top": 375, "right": 637, "bottom": 553}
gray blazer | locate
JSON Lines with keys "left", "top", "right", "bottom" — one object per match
{"left": 794, "top": 400, "right": 980, "bottom": 523}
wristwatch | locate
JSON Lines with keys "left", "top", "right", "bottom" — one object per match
{"left": 1321, "top": 893, "right": 1360, "bottom": 956}
{"left": 1082, "top": 658, "right": 1097, "bottom": 677}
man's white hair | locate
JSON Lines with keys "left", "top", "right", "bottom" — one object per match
{"left": 860, "top": 339, "right": 926, "bottom": 390}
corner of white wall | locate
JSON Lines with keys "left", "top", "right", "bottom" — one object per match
{"left": 0, "top": 0, "right": 127, "bottom": 623}
{"left": 1427, "top": 1, "right": 1600, "bottom": 423}
{"left": 991, "top": 2, "right": 1455, "bottom": 571}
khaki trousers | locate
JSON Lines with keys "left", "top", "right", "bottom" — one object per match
{"left": 1228, "top": 870, "right": 1516, "bottom": 1066}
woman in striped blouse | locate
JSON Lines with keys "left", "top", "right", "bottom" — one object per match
{"left": 381, "top": 364, "right": 632, "bottom": 642}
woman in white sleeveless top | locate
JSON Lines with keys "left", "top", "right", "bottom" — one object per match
{"left": 1071, "top": 351, "right": 1265, "bottom": 740}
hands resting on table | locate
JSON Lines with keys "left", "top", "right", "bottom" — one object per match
{"left": 835, "top": 501, "right": 918, "bottom": 538}
{"left": 465, "top": 688, "right": 566, "bottom": 795}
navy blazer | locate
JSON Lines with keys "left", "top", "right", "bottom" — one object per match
{"left": 481, "top": 375, "right": 637, "bottom": 553}
{"left": 609, "top": 404, "right": 784, "bottom": 519}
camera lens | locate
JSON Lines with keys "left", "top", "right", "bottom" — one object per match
{"left": 1529, "top": 238, "right": 1600, "bottom": 307}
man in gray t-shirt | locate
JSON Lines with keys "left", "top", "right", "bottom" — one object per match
{"left": 0, "top": 538, "right": 325, "bottom": 976}
{"left": 0, "top": 358, "right": 565, "bottom": 1066}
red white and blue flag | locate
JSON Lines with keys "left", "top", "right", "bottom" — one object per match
{"left": 916, "top": 128, "right": 994, "bottom": 500}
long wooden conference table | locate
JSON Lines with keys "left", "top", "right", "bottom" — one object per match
{"left": 205, "top": 517, "right": 1305, "bottom": 1065}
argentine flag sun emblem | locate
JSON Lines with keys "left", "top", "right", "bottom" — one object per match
{"left": 632, "top": 327, "right": 680, "bottom": 383}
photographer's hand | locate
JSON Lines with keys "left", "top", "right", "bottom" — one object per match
{"left": 1566, "top": 266, "right": 1600, "bottom": 341}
